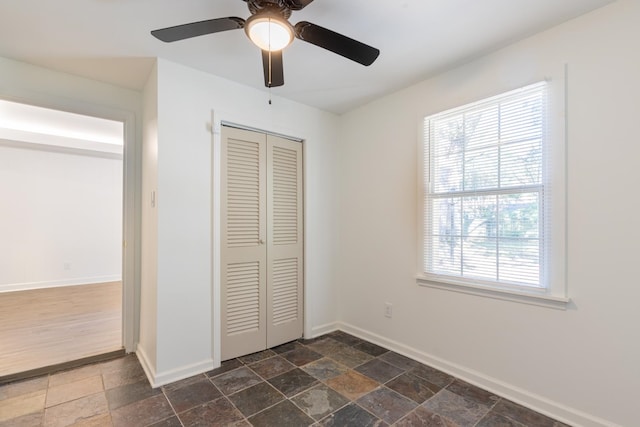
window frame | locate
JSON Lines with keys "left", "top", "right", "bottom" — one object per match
{"left": 416, "top": 78, "right": 569, "bottom": 309}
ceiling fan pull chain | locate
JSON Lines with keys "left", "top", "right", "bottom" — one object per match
{"left": 268, "top": 47, "right": 272, "bottom": 86}
{"left": 268, "top": 46, "right": 273, "bottom": 104}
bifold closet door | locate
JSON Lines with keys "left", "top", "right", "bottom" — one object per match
{"left": 221, "top": 126, "right": 303, "bottom": 361}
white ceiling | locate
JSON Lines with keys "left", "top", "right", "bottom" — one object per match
{"left": 0, "top": 0, "right": 615, "bottom": 114}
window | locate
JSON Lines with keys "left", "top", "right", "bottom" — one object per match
{"left": 419, "top": 81, "right": 567, "bottom": 305}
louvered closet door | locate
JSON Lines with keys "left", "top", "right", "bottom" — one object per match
{"left": 221, "top": 126, "right": 267, "bottom": 360}
{"left": 266, "top": 135, "right": 303, "bottom": 348}
{"left": 221, "top": 126, "right": 303, "bottom": 361}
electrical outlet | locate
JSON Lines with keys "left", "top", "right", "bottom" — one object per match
{"left": 384, "top": 302, "right": 393, "bottom": 318}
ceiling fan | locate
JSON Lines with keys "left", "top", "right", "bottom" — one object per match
{"left": 151, "top": 0, "right": 380, "bottom": 88}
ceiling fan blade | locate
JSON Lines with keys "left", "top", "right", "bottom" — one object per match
{"left": 284, "top": 0, "right": 315, "bottom": 11}
{"left": 262, "top": 50, "right": 284, "bottom": 88}
{"left": 294, "top": 21, "right": 380, "bottom": 66}
{"left": 151, "top": 17, "right": 245, "bottom": 42}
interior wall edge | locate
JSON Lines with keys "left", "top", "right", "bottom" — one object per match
{"left": 337, "top": 322, "right": 618, "bottom": 427}
{"left": 135, "top": 345, "right": 157, "bottom": 387}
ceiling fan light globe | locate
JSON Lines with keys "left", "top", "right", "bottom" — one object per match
{"left": 246, "top": 16, "right": 293, "bottom": 51}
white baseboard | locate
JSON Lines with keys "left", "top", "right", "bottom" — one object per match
{"left": 152, "top": 358, "right": 215, "bottom": 388}
{"left": 136, "top": 349, "right": 214, "bottom": 389}
{"left": 338, "top": 322, "right": 618, "bottom": 427}
{"left": 309, "top": 321, "right": 339, "bottom": 338}
{"left": 135, "top": 345, "right": 157, "bottom": 387}
{"left": 0, "top": 275, "right": 122, "bottom": 293}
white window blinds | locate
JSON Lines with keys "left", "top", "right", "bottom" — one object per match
{"left": 423, "top": 82, "right": 548, "bottom": 289}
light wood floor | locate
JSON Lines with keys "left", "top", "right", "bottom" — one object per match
{"left": 0, "top": 281, "right": 122, "bottom": 377}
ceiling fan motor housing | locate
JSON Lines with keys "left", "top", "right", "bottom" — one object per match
{"left": 247, "top": 0, "right": 292, "bottom": 19}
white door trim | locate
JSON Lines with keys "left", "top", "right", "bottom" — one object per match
{"left": 211, "top": 110, "right": 308, "bottom": 369}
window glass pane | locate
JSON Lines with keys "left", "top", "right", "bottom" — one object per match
{"left": 461, "top": 196, "right": 498, "bottom": 281}
{"left": 498, "top": 193, "right": 539, "bottom": 239}
{"left": 498, "top": 239, "right": 540, "bottom": 286}
{"left": 433, "top": 114, "right": 464, "bottom": 156}
{"left": 432, "top": 115, "right": 464, "bottom": 193}
{"left": 500, "top": 94, "right": 543, "bottom": 144}
{"left": 433, "top": 150, "right": 463, "bottom": 193}
{"left": 431, "top": 237, "right": 461, "bottom": 276}
{"left": 462, "top": 195, "right": 497, "bottom": 239}
{"left": 464, "top": 146, "right": 498, "bottom": 191}
{"left": 432, "top": 198, "right": 461, "bottom": 239}
{"left": 430, "top": 197, "right": 462, "bottom": 276}
{"left": 463, "top": 237, "right": 497, "bottom": 281}
{"left": 465, "top": 106, "right": 499, "bottom": 150}
{"left": 500, "top": 140, "right": 542, "bottom": 187}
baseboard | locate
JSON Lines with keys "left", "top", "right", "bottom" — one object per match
{"left": 135, "top": 346, "right": 157, "bottom": 387}
{"left": 0, "top": 276, "right": 121, "bottom": 293}
{"left": 338, "top": 322, "right": 618, "bottom": 427}
{"left": 309, "top": 321, "right": 339, "bottom": 338}
{"left": 137, "top": 349, "right": 214, "bottom": 389}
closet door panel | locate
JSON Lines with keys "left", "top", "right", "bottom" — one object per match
{"left": 266, "top": 135, "right": 303, "bottom": 348}
{"left": 221, "top": 127, "right": 267, "bottom": 360}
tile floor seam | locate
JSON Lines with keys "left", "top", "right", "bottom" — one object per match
{"left": 222, "top": 393, "right": 252, "bottom": 426}
{"left": 241, "top": 396, "right": 287, "bottom": 422}
{"left": 246, "top": 360, "right": 286, "bottom": 383}
{"left": 353, "top": 395, "right": 391, "bottom": 425}
{"left": 375, "top": 384, "right": 421, "bottom": 424}
{"left": 43, "top": 389, "right": 105, "bottom": 410}
{"left": 159, "top": 386, "right": 186, "bottom": 427}
{"left": 434, "top": 411, "right": 460, "bottom": 427}
{"left": 258, "top": 369, "right": 316, "bottom": 408}
{"left": 468, "top": 395, "right": 503, "bottom": 427}
{"left": 211, "top": 365, "right": 265, "bottom": 396}
{"left": 225, "top": 375, "right": 286, "bottom": 421}
{"left": 45, "top": 376, "right": 105, "bottom": 409}
{"left": 392, "top": 406, "right": 417, "bottom": 426}
{"left": 319, "top": 383, "right": 382, "bottom": 424}
{"left": 312, "top": 397, "right": 358, "bottom": 425}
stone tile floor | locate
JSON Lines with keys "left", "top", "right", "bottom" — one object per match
{"left": 0, "top": 331, "right": 570, "bottom": 426}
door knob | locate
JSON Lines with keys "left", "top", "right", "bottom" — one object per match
{"left": 259, "top": 239, "right": 265, "bottom": 245}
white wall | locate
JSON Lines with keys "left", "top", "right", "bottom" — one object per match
{"left": 0, "top": 143, "right": 122, "bottom": 291}
{"left": 139, "top": 58, "right": 340, "bottom": 384}
{"left": 139, "top": 63, "right": 159, "bottom": 374}
{"left": 337, "top": 1, "right": 639, "bottom": 426}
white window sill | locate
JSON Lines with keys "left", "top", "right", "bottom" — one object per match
{"left": 416, "top": 275, "right": 570, "bottom": 310}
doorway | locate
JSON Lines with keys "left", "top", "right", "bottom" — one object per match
{"left": 0, "top": 99, "right": 127, "bottom": 377}
{"left": 220, "top": 125, "right": 304, "bottom": 360}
